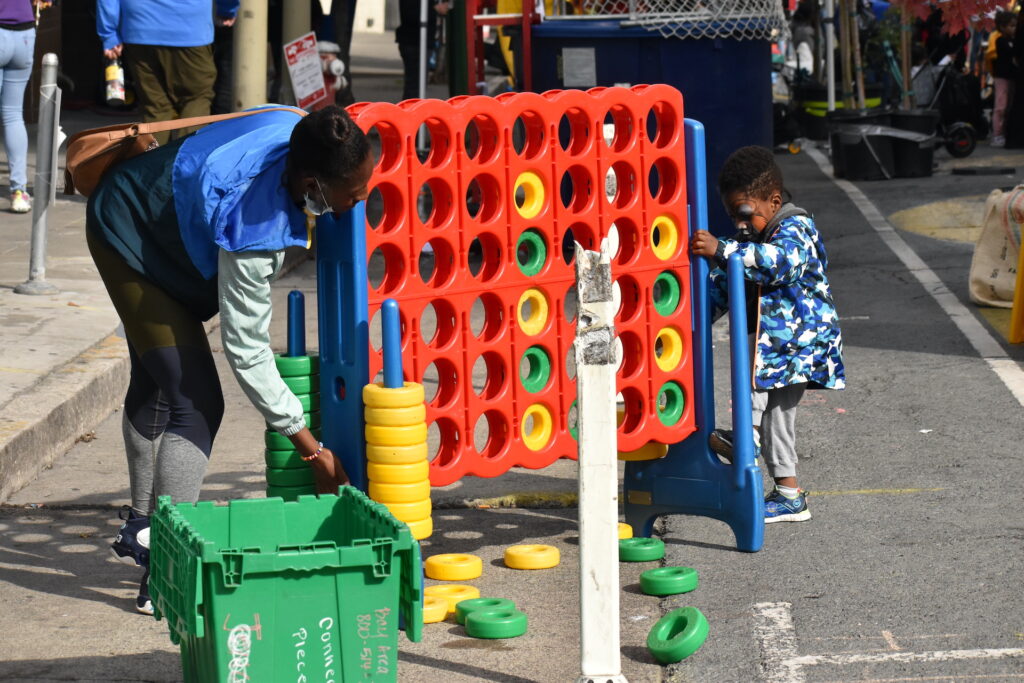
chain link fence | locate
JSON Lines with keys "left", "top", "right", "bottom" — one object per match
{"left": 573, "top": 0, "right": 789, "bottom": 41}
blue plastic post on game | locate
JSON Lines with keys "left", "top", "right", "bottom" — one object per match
{"left": 622, "top": 118, "right": 765, "bottom": 553}
{"left": 286, "top": 290, "right": 306, "bottom": 357}
{"left": 315, "top": 203, "right": 371, "bottom": 492}
{"left": 381, "top": 299, "right": 404, "bottom": 390}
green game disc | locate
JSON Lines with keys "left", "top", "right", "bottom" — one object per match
{"left": 294, "top": 392, "right": 320, "bottom": 413}
{"left": 646, "top": 607, "right": 708, "bottom": 664}
{"left": 516, "top": 229, "right": 547, "bottom": 277}
{"left": 265, "top": 411, "right": 320, "bottom": 432}
{"left": 274, "top": 354, "right": 319, "bottom": 377}
{"left": 656, "top": 382, "right": 685, "bottom": 427}
{"left": 266, "top": 466, "right": 316, "bottom": 487}
{"left": 264, "top": 448, "right": 304, "bottom": 468}
{"left": 652, "top": 271, "right": 682, "bottom": 317}
{"left": 464, "top": 608, "right": 528, "bottom": 639}
{"left": 264, "top": 428, "right": 321, "bottom": 451}
{"left": 455, "top": 598, "right": 517, "bottom": 625}
{"left": 619, "top": 537, "right": 666, "bottom": 562}
{"left": 640, "top": 566, "right": 698, "bottom": 596}
{"left": 266, "top": 484, "right": 317, "bottom": 502}
{"left": 283, "top": 374, "right": 319, "bottom": 395}
{"left": 519, "top": 346, "right": 552, "bottom": 393}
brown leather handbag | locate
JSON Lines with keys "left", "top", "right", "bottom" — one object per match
{"left": 63, "top": 106, "right": 306, "bottom": 198}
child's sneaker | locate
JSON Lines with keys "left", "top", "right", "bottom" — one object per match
{"left": 137, "top": 569, "right": 154, "bottom": 616}
{"left": 764, "top": 489, "right": 811, "bottom": 523}
{"left": 10, "top": 190, "right": 31, "bottom": 214}
{"left": 708, "top": 428, "right": 761, "bottom": 463}
{"left": 111, "top": 505, "right": 150, "bottom": 568}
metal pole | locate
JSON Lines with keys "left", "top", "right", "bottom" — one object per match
{"left": 281, "top": 0, "right": 311, "bottom": 106}
{"left": 15, "top": 53, "right": 60, "bottom": 296}
{"left": 419, "top": 0, "right": 428, "bottom": 100}
{"left": 233, "top": 0, "right": 269, "bottom": 110}
{"left": 574, "top": 239, "right": 628, "bottom": 683}
{"left": 825, "top": 0, "right": 835, "bottom": 112}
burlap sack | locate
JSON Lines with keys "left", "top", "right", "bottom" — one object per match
{"left": 968, "top": 185, "right": 1024, "bottom": 308}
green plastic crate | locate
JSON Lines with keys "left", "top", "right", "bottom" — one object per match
{"left": 149, "top": 488, "right": 423, "bottom": 683}
{"left": 266, "top": 484, "right": 316, "bottom": 501}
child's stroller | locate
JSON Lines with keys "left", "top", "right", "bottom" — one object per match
{"left": 911, "top": 63, "right": 986, "bottom": 157}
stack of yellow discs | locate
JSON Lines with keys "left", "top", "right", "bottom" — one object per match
{"left": 364, "top": 382, "right": 432, "bottom": 539}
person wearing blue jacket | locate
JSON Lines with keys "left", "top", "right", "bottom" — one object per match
{"left": 87, "top": 106, "right": 372, "bottom": 615}
{"left": 690, "top": 146, "right": 845, "bottom": 525}
{"left": 96, "top": 0, "right": 240, "bottom": 144}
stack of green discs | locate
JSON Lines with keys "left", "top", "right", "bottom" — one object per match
{"left": 266, "top": 354, "right": 321, "bottom": 501}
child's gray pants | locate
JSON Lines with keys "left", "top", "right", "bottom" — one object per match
{"left": 752, "top": 383, "right": 807, "bottom": 479}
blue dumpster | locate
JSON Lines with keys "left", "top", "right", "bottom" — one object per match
{"left": 531, "top": 19, "right": 772, "bottom": 236}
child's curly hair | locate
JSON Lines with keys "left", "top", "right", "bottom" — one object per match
{"left": 718, "top": 146, "right": 784, "bottom": 200}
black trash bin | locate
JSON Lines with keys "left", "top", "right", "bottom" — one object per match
{"left": 792, "top": 83, "right": 885, "bottom": 139}
{"left": 827, "top": 109, "right": 891, "bottom": 179}
{"left": 890, "top": 109, "right": 940, "bottom": 135}
{"left": 831, "top": 124, "right": 935, "bottom": 180}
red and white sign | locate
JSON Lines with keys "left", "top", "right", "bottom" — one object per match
{"left": 284, "top": 32, "right": 327, "bottom": 110}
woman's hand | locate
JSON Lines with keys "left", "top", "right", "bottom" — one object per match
{"left": 104, "top": 44, "right": 123, "bottom": 60}
{"left": 309, "top": 446, "right": 350, "bottom": 494}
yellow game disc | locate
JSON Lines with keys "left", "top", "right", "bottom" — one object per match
{"left": 617, "top": 441, "right": 670, "bottom": 461}
{"left": 514, "top": 171, "right": 546, "bottom": 220}
{"left": 404, "top": 516, "right": 433, "bottom": 540}
{"left": 363, "top": 382, "right": 425, "bottom": 408}
{"left": 517, "top": 288, "right": 549, "bottom": 336}
{"left": 369, "top": 479, "right": 431, "bottom": 503}
{"left": 423, "top": 595, "right": 449, "bottom": 623}
{"left": 651, "top": 214, "right": 680, "bottom": 261}
{"left": 367, "top": 460, "right": 430, "bottom": 484}
{"left": 618, "top": 522, "right": 633, "bottom": 539}
{"left": 366, "top": 443, "right": 430, "bottom": 465}
{"left": 365, "top": 423, "right": 428, "bottom": 447}
{"left": 521, "top": 403, "right": 553, "bottom": 451}
{"left": 365, "top": 404, "right": 427, "bottom": 427}
{"left": 654, "top": 327, "right": 684, "bottom": 372}
{"left": 504, "top": 544, "right": 560, "bottom": 570}
{"left": 425, "top": 553, "right": 483, "bottom": 581}
{"left": 384, "top": 499, "right": 433, "bottom": 522}
{"left": 424, "top": 584, "right": 480, "bottom": 613}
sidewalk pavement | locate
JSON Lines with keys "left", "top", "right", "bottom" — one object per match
{"left": 2, "top": 29, "right": 1024, "bottom": 683}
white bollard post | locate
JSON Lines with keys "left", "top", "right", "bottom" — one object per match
{"left": 233, "top": 0, "right": 269, "bottom": 110}
{"left": 574, "top": 239, "right": 628, "bottom": 683}
{"left": 15, "top": 52, "right": 61, "bottom": 296}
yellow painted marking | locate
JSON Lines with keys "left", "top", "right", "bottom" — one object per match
{"left": 881, "top": 630, "right": 901, "bottom": 651}
{"left": 812, "top": 487, "right": 945, "bottom": 496}
{"left": 0, "top": 367, "right": 43, "bottom": 374}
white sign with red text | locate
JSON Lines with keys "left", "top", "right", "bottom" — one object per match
{"left": 284, "top": 32, "right": 327, "bottom": 110}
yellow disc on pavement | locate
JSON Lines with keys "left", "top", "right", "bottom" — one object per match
{"left": 365, "top": 404, "right": 427, "bottom": 426}
{"left": 425, "top": 553, "right": 483, "bottom": 581}
{"left": 404, "top": 516, "right": 433, "bottom": 540}
{"left": 367, "top": 460, "right": 430, "bottom": 484}
{"left": 504, "top": 544, "right": 560, "bottom": 570}
{"left": 618, "top": 523, "right": 633, "bottom": 539}
{"left": 424, "top": 584, "right": 480, "bottom": 613}
{"left": 384, "top": 499, "right": 432, "bottom": 522}
{"left": 365, "top": 423, "right": 428, "bottom": 447}
{"left": 366, "top": 443, "right": 429, "bottom": 464}
{"left": 369, "top": 479, "right": 431, "bottom": 503}
{"left": 363, "top": 382, "right": 425, "bottom": 408}
{"left": 423, "top": 595, "right": 449, "bottom": 623}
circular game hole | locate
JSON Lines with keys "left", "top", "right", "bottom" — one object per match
{"left": 563, "top": 283, "right": 578, "bottom": 322}
{"left": 617, "top": 387, "right": 645, "bottom": 437}
{"left": 603, "top": 106, "right": 636, "bottom": 153}
{"left": 471, "top": 292, "right": 505, "bottom": 342}
{"left": 466, "top": 174, "right": 502, "bottom": 223}
{"left": 617, "top": 331, "right": 644, "bottom": 379}
{"left": 414, "top": 123, "right": 432, "bottom": 164}
{"left": 561, "top": 223, "right": 597, "bottom": 265}
{"left": 646, "top": 101, "right": 679, "bottom": 149}
{"left": 367, "top": 122, "right": 402, "bottom": 173}
{"left": 416, "top": 118, "right": 453, "bottom": 168}
{"left": 559, "top": 165, "right": 595, "bottom": 214}
{"left": 368, "top": 244, "right": 405, "bottom": 295}
{"left": 565, "top": 345, "right": 576, "bottom": 380}
{"left": 656, "top": 381, "right": 686, "bottom": 426}
{"left": 369, "top": 307, "right": 384, "bottom": 352}
{"left": 467, "top": 232, "right": 503, "bottom": 282}
{"left": 557, "top": 108, "right": 592, "bottom": 156}
{"left": 366, "top": 183, "right": 403, "bottom": 233}
{"left": 653, "top": 271, "right": 682, "bottom": 317}
{"left": 615, "top": 275, "right": 642, "bottom": 323}
{"left": 464, "top": 115, "right": 500, "bottom": 164}
{"left": 648, "top": 157, "right": 681, "bottom": 204}
{"left": 474, "top": 410, "right": 510, "bottom": 459}
{"left": 567, "top": 400, "right": 579, "bottom": 440}
{"left": 422, "top": 357, "right": 459, "bottom": 408}
{"left": 607, "top": 161, "right": 638, "bottom": 209}
{"left": 421, "top": 298, "right": 458, "bottom": 349}
{"left": 512, "top": 111, "right": 546, "bottom": 159}
{"left": 516, "top": 229, "right": 548, "bottom": 277}
{"left": 472, "top": 351, "right": 508, "bottom": 400}
{"left": 418, "top": 238, "right": 455, "bottom": 288}
{"left": 417, "top": 178, "right": 454, "bottom": 229}
{"left": 428, "top": 417, "right": 461, "bottom": 466}
{"left": 519, "top": 345, "right": 552, "bottom": 393}
{"left": 610, "top": 218, "right": 640, "bottom": 266}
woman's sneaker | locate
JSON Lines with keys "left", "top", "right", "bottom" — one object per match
{"left": 764, "top": 489, "right": 811, "bottom": 523}
{"left": 10, "top": 190, "right": 31, "bottom": 214}
{"left": 137, "top": 569, "right": 154, "bottom": 616}
{"left": 111, "top": 505, "right": 150, "bottom": 567}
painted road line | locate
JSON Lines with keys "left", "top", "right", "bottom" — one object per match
{"left": 789, "top": 648, "right": 1024, "bottom": 667}
{"left": 806, "top": 146, "right": 1024, "bottom": 409}
{"left": 753, "top": 602, "right": 802, "bottom": 683}
{"left": 812, "top": 487, "right": 945, "bottom": 497}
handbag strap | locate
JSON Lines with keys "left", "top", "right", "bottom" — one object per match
{"left": 108, "top": 106, "right": 307, "bottom": 141}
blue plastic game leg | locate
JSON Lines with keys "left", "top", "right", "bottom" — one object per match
{"left": 286, "top": 290, "right": 306, "bottom": 357}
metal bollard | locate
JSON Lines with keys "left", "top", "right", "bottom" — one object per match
{"left": 15, "top": 53, "right": 62, "bottom": 296}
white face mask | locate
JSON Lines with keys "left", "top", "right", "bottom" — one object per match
{"left": 304, "top": 178, "right": 333, "bottom": 216}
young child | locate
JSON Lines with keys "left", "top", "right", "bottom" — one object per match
{"left": 689, "top": 146, "right": 845, "bottom": 523}
{"left": 991, "top": 10, "right": 1018, "bottom": 147}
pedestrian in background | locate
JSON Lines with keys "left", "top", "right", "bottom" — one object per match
{"left": 96, "top": 0, "right": 240, "bottom": 145}
{"left": 991, "top": 9, "right": 1018, "bottom": 147}
{"left": 396, "top": 0, "right": 448, "bottom": 101}
{"left": 0, "top": 0, "right": 48, "bottom": 213}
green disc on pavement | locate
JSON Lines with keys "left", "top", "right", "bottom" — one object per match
{"left": 646, "top": 607, "right": 708, "bottom": 664}
{"left": 274, "top": 354, "right": 319, "bottom": 377}
{"left": 455, "top": 598, "right": 516, "bottom": 625}
{"left": 619, "top": 537, "right": 665, "bottom": 562}
{"left": 266, "top": 467, "right": 316, "bottom": 487}
{"left": 640, "top": 566, "right": 698, "bottom": 596}
{"left": 464, "top": 608, "right": 528, "bottom": 639}
{"left": 283, "top": 374, "right": 319, "bottom": 395}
